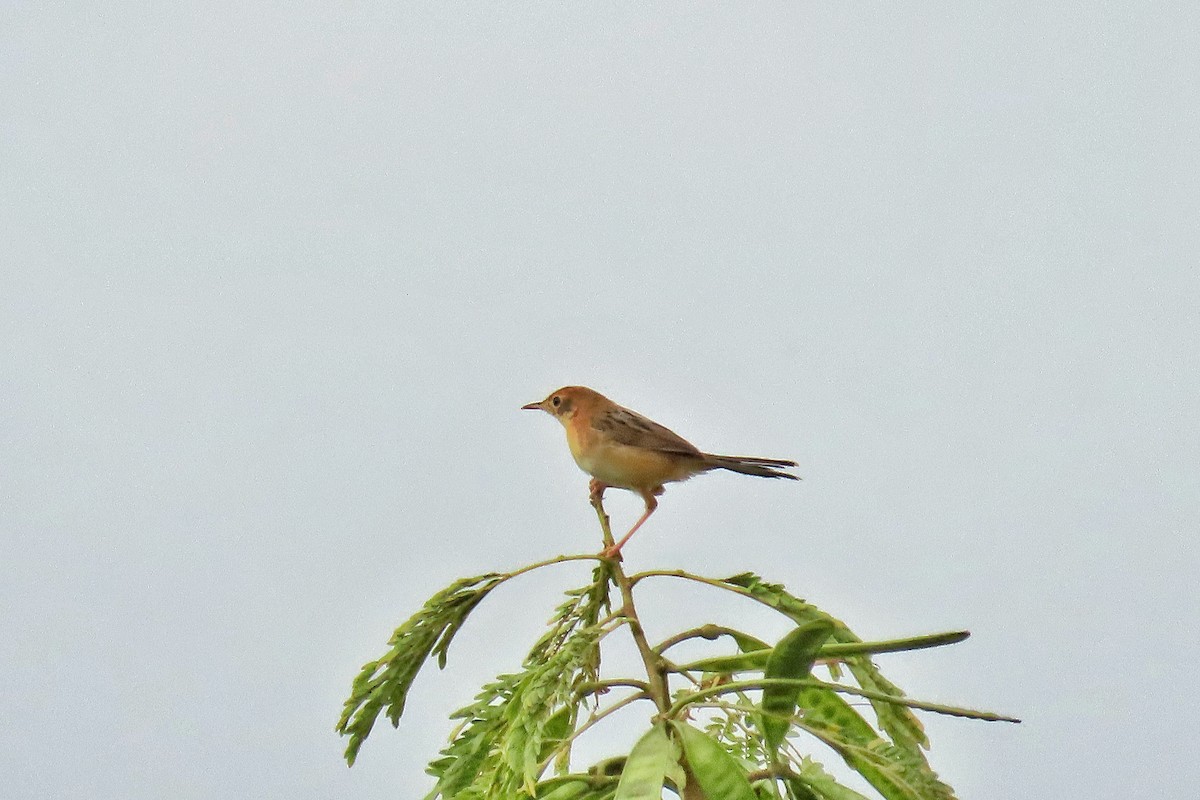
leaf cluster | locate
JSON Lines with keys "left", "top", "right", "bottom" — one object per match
{"left": 337, "top": 572, "right": 506, "bottom": 766}
{"left": 337, "top": 560, "right": 1017, "bottom": 800}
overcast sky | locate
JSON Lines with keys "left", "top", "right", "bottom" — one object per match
{"left": 2, "top": 4, "right": 1197, "bottom": 799}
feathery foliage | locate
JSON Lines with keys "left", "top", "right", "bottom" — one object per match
{"left": 337, "top": 505, "right": 1018, "bottom": 799}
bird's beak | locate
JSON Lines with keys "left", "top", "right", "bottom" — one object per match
{"left": 521, "top": 401, "right": 543, "bottom": 411}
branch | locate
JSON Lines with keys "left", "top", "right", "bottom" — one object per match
{"left": 591, "top": 497, "right": 671, "bottom": 714}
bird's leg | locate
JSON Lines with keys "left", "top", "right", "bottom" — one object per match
{"left": 601, "top": 489, "right": 659, "bottom": 559}
{"left": 588, "top": 479, "right": 608, "bottom": 505}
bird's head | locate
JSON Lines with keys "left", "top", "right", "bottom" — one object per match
{"left": 521, "top": 386, "right": 597, "bottom": 423}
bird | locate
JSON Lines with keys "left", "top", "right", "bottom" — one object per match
{"left": 522, "top": 386, "right": 798, "bottom": 558}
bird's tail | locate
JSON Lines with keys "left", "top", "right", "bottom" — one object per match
{"left": 703, "top": 453, "right": 800, "bottom": 480}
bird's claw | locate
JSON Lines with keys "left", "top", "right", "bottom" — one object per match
{"left": 598, "top": 545, "right": 624, "bottom": 561}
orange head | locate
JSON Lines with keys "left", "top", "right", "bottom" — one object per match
{"left": 521, "top": 386, "right": 605, "bottom": 427}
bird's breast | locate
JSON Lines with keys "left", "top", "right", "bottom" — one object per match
{"left": 566, "top": 424, "right": 698, "bottom": 489}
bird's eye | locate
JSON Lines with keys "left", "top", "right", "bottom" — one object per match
{"left": 551, "top": 396, "right": 562, "bottom": 407}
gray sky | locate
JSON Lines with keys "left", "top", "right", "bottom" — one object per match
{"left": 2, "top": 3, "right": 1197, "bottom": 798}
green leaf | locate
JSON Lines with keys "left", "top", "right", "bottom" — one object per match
{"left": 680, "top": 649, "right": 773, "bottom": 674}
{"left": 819, "top": 631, "right": 969, "bottom": 659}
{"left": 680, "top": 632, "right": 968, "bottom": 677}
{"left": 537, "top": 706, "right": 573, "bottom": 766}
{"left": 427, "top": 714, "right": 500, "bottom": 797}
{"left": 780, "top": 776, "right": 820, "bottom": 800}
{"left": 424, "top": 617, "right": 608, "bottom": 799}
{"left": 728, "top": 629, "right": 772, "bottom": 653}
{"left": 524, "top": 772, "right": 620, "bottom": 800}
{"left": 844, "top": 666, "right": 926, "bottom": 755}
{"left": 431, "top": 589, "right": 492, "bottom": 668}
{"left": 794, "top": 689, "right": 956, "bottom": 800}
{"left": 723, "top": 574, "right": 959, "bottom": 799}
{"left": 761, "top": 621, "right": 834, "bottom": 755}
{"left": 336, "top": 573, "right": 504, "bottom": 765}
{"left": 491, "top": 626, "right": 605, "bottom": 796}
{"left": 529, "top": 563, "right": 613, "bottom": 665}
{"left": 671, "top": 721, "right": 758, "bottom": 800}
{"left": 723, "top": 574, "right": 931, "bottom": 754}
{"left": 785, "top": 757, "right": 873, "bottom": 800}
{"left": 614, "top": 725, "right": 673, "bottom": 800}
{"left": 536, "top": 779, "right": 593, "bottom": 799}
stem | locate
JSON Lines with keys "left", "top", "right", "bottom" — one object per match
{"left": 664, "top": 656, "right": 774, "bottom": 742}
{"left": 591, "top": 496, "right": 671, "bottom": 715}
{"left": 594, "top": 498, "right": 616, "bottom": 551}
{"left": 630, "top": 568, "right": 741, "bottom": 594}
{"left": 501, "top": 552, "right": 606, "bottom": 582}
{"left": 654, "top": 624, "right": 765, "bottom": 655}
{"left": 536, "top": 689, "right": 651, "bottom": 775}
{"left": 669, "top": 677, "right": 1021, "bottom": 722}
{"left": 746, "top": 764, "right": 804, "bottom": 783}
{"left": 576, "top": 678, "right": 650, "bottom": 696}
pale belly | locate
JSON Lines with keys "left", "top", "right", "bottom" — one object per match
{"left": 570, "top": 439, "right": 697, "bottom": 490}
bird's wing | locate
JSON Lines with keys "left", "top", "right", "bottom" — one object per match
{"left": 591, "top": 406, "right": 705, "bottom": 458}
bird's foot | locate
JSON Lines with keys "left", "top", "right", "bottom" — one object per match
{"left": 598, "top": 544, "right": 624, "bottom": 561}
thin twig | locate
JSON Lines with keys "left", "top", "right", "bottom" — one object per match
{"left": 536, "top": 690, "right": 651, "bottom": 775}
{"left": 576, "top": 678, "right": 650, "bottom": 696}
{"left": 654, "top": 624, "right": 762, "bottom": 654}
{"left": 502, "top": 552, "right": 606, "bottom": 582}
{"left": 630, "top": 568, "right": 745, "bottom": 594}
